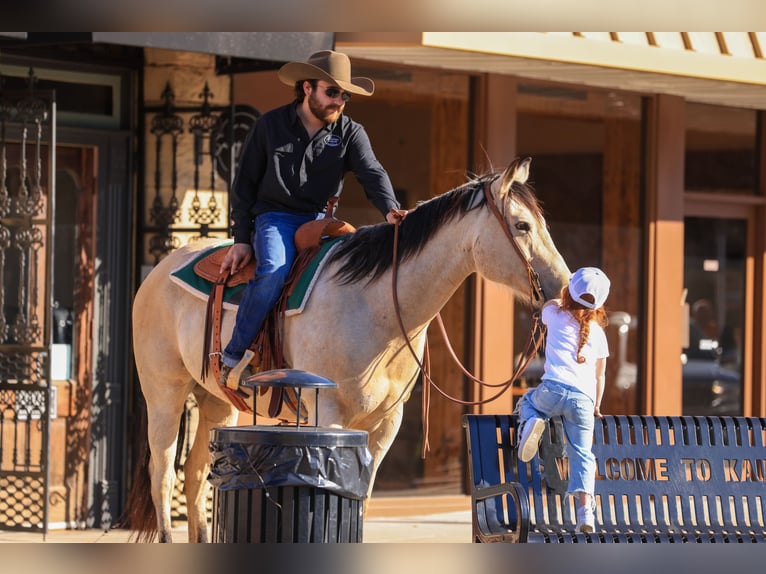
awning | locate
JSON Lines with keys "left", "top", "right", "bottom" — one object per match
{"left": 337, "top": 33, "right": 766, "bottom": 109}
{"left": 6, "top": 33, "right": 332, "bottom": 63}
{"left": 91, "top": 32, "right": 334, "bottom": 62}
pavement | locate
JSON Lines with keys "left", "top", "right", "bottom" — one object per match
{"left": 3, "top": 495, "right": 760, "bottom": 574}
{"left": 0, "top": 494, "right": 473, "bottom": 544}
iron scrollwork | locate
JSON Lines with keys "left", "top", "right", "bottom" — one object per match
{"left": 188, "top": 82, "right": 222, "bottom": 235}
{"left": 148, "top": 82, "right": 184, "bottom": 261}
{"left": 0, "top": 66, "right": 54, "bottom": 534}
{"left": 142, "top": 81, "right": 257, "bottom": 264}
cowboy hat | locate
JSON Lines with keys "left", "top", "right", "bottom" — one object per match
{"left": 278, "top": 50, "right": 375, "bottom": 96}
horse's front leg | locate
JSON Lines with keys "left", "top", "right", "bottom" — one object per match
{"left": 364, "top": 403, "right": 405, "bottom": 503}
{"left": 185, "top": 389, "right": 239, "bottom": 543}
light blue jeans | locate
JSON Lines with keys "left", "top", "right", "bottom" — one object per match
{"left": 222, "top": 211, "right": 319, "bottom": 368}
{"left": 517, "top": 379, "right": 596, "bottom": 497}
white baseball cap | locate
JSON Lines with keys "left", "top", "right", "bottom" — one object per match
{"left": 569, "top": 267, "right": 610, "bottom": 310}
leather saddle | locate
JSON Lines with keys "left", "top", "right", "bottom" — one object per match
{"left": 193, "top": 245, "right": 256, "bottom": 287}
{"left": 294, "top": 217, "right": 356, "bottom": 252}
{"left": 193, "top": 215, "right": 356, "bottom": 287}
{"left": 198, "top": 216, "right": 356, "bottom": 414}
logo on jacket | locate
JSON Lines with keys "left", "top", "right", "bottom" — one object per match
{"left": 324, "top": 135, "right": 342, "bottom": 147}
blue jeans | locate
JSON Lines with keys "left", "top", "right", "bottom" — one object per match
{"left": 517, "top": 379, "right": 596, "bottom": 497}
{"left": 222, "top": 211, "right": 319, "bottom": 367}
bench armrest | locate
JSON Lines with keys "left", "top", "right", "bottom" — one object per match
{"left": 472, "top": 481, "right": 530, "bottom": 543}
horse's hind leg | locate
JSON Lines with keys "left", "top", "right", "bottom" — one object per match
{"left": 146, "top": 398, "right": 189, "bottom": 543}
{"left": 185, "top": 388, "right": 239, "bottom": 543}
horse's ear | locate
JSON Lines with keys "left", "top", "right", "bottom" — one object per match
{"left": 467, "top": 186, "right": 484, "bottom": 211}
{"left": 500, "top": 157, "right": 532, "bottom": 193}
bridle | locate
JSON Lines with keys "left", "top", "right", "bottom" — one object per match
{"left": 391, "top": 179, "right": 548, "bottom": 454}
{"left": 482, "top": 180, "right": 546, "bottom": 304}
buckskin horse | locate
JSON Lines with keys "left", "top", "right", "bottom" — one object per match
{"left": 125, "top": 157, "right": 570, "bottom": 542}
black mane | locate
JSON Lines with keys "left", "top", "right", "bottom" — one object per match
{"left": 328, "top": 173, "right": 543, "bottom": 285}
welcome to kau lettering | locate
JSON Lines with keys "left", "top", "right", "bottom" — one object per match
{"left": 552, "top": 456, "right": 766, "bottom": 483}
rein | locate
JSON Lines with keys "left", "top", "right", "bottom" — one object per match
{"left": 391, "top": 180, "right": 547, "bottom": 455}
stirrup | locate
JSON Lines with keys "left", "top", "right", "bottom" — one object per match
{"left": 218, "top": 364, "right": 232, "bottom": 388}
{"left": 225, "top": 349, "right": 255, "bottom": 390}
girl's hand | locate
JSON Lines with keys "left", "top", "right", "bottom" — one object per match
{"left": 594, "top": 405, "right": 604, "bottom": 418}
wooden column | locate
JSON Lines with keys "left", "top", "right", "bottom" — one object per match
{"left": 644, "top": 95, "right": 685, "bottom": 415}
{"left": 601, "top": 117, "right": 642, "bottom": 414}
{"left": 469, "top": 74, "right": 518, "bottom": 414}
{"left": 752, "top": 110, "right": 766, "bottom": 417}
{"left": 421, "top": 95, "right": 469, "bottom": 485}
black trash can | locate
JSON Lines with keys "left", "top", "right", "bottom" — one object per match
{"left": 209, "top": 425, "right": 372, "bottom": 543}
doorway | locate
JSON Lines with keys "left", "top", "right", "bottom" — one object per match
{"left": 682, "top": 203, "right": 752, "bottom": 416}
{"left": 50, "top": 145, "right": 97, "bottom": 527}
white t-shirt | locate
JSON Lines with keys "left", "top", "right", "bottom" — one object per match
{"left": 541, "top": 302, "right": 610, "bottom": 402}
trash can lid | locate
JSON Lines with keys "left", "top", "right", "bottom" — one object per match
{"left": 242, "top": 368, "right": 338, "bottom": 390}
{"left": 210, "top": 425, "right": 369, "bottom": 447}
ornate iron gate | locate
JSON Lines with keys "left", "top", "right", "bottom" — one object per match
{"left": 0, "top": 78, "right": 56, "bottom": 534}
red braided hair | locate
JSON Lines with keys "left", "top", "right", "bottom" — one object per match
{"left": 559, "top": 286, "right": 608, "bottom": 364}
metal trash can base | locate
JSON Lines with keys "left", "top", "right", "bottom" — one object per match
{"left": 213, "top": 485, "right": 363, "bottom": 543}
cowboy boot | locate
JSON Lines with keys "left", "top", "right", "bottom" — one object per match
{"left": 220, "top": 350, "right": 255, "bottom": 390}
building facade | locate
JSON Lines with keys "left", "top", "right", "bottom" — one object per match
{"left": 0, "top": 32, "right": 764, "bottom": 531}
{"left": 331, "top": 32, "right": 766, "bottom": 490}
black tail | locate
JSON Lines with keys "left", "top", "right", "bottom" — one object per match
{"left": 115, "top": 398, "right": 159, "bottom": 542}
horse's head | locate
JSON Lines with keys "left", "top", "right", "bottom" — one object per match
{"left": 474, "top": 157, "right": 570, "bottom": 306}
{"left": 328, "top": 157, "right": 569, "bottom": 307}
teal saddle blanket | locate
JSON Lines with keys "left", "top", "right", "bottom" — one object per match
{"left": 169, "top": 238, "right": 343, "bottom": 314}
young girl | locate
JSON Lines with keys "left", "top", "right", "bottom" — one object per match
{"left": 516, "top": 266, "right": 610, "bottom": 533}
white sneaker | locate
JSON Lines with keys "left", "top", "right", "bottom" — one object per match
{"left": 576, "top": 504, "right": 595, "bottom": 533}
{"left": 517, "top": 417, "right": 546, "bottom": 462}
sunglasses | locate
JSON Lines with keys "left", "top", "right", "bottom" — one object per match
{"left": 322, "top": 86, "right": 352, "bottom": 102}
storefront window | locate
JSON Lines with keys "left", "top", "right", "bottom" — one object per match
{"left": 682, "top": 216, "right": 745, "bottom": 416}
{"left": 685, "top": 103, "right": 758, "bottom": 195}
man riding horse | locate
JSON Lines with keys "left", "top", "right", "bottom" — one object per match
{"left": 218, "top": 49, "right": 408, "bottom": 387}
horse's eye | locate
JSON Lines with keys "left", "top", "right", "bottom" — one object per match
{"left": 515, "top": 221, "right": 531, "bottom": 232}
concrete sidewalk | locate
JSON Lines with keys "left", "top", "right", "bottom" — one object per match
{"left": 0, "top": 495, "right": 473, "bottom": 543}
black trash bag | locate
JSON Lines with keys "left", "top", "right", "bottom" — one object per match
{"left": 209, "top": 432, "right": 373, "bottom": 500}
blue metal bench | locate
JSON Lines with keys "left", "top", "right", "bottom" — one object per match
{"left": 463, "top": 413, "right": 766, "bottom": 543}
